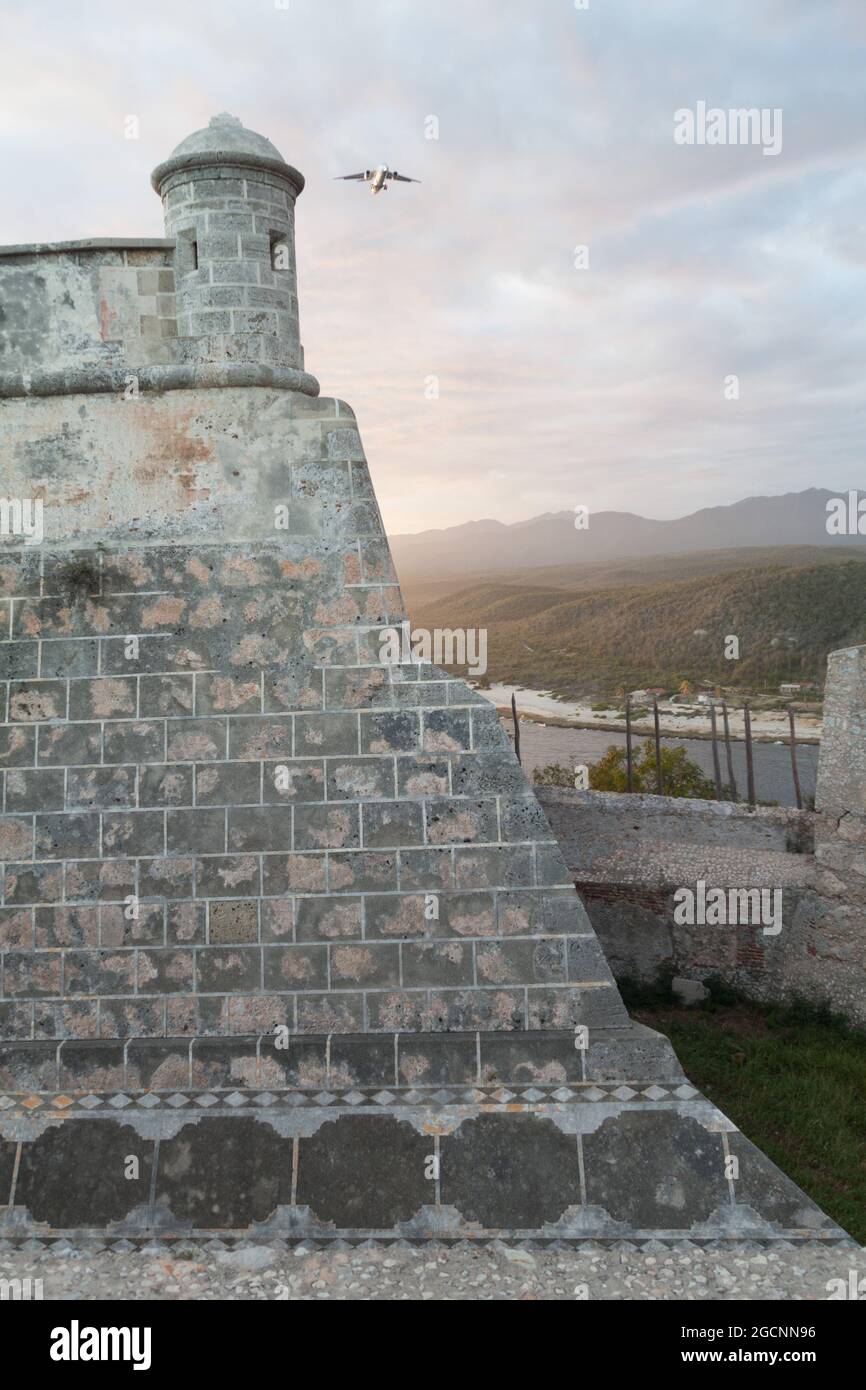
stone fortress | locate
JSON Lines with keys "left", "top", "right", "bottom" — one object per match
{"left": 0, "top": 116, "right": 855, "bottom": 1246}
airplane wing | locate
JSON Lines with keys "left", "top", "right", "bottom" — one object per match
{"left": 388, "top": 171, "right": 420, "bottom": 183}
{"left": 335, "top": 171, "right": 371, "bottom": 181}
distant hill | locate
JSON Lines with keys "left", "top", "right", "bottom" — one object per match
{"left": 403, "top": 556, "right": 866, "bottom": 700}
{"left": 390, "top": 489, "right": 866, "bottom": 582}
{"left": 401, "top": 544, "right": 866, "bottom": 611}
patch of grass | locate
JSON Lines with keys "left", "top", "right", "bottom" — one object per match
{"left": 633, "top": 996, "right": 866, "bottom": 1243}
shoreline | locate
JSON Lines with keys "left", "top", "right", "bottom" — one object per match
{"left": 492, "top": 695, "right": 822, "bottom": 750}
{"left": 491, "top": 706, "right": 821, "bottom": 745}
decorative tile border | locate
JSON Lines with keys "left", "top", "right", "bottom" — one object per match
{"left": 0, "top": 1080, "right": 701, "bottom": 1116}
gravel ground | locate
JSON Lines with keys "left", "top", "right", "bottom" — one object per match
{"left": 1, "top": 1242, "right": 864, "bottom": 1301}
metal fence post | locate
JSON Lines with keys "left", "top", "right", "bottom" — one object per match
{"left": 653, "top": 697, "right": 663, "bottom": 795}
{"left": 626, "top": 695, "right": 634, "bottom": 793}
{"left": 787, "top": 704, "right": 803, "bottom": 810}
{"left": 744, "top": 700, "right": 756, "bottom": 808}
{"left": 709, "top": 700, "right": 723, "bottom": 799}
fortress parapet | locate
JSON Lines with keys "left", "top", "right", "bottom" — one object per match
{"left": 0, "top": 114, "right": 318, "bottom": 400}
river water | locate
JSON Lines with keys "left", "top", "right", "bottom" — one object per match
{"left": 497, "top": 719, "right": 818, "bottom": 808}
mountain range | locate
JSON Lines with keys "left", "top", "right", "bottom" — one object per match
{"left": 389, "top": 488, "right": 864, "bottom": 581}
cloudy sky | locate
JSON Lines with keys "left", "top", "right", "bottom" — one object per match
{"left": 2, "top": 0, "right": 865, "bottom": 534}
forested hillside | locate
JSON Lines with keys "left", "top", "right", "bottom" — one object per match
{"left": 402, "top": 558, "right": 866, "bottom": 698}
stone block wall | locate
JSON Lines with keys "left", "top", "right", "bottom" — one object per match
{"left": 158, "top": 166, "right": 302, "bottom": 370}
{"left": 0, "top": 386, "right": 623, "bottom": 1040}
{"left": 792, "top": 644, "right": 866, "bottom": 1020}
{"left": 817, "top": 646, "right": 866, "bottom": 821}
{"left": 150, "top": 111, "right": 306, "bottom": 373}
{"left": 0, "top": 243, "right": 177, "bottom": 380}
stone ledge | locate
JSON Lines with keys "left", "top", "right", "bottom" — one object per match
{"left": 0, "top": 362, "right": 320, "bottom": 399}
{"left": 152, "top": 149, "right": 305, "bottom": 198}
{"left": 0, "top": 239, "right": 176, "bottom": 258}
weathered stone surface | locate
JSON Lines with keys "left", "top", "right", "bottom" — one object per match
{"left": 154, "top": 1117, "right": 292, "bottom": 1230}
{"left": 0, "top": 1052, "right": 850, "bottom": 1242}
{"left": 15, "top": 1123, "right": 155, "bottom": 1229}
{"left": 540, "top": 783, "right": 866, "bottom": 1027}
{"left": 297, "top": 1115, "right": 430, "bottom": 1230}
{"left": 0, "top": 436, "right": 620, "bottom": 1030}
{"left": 441, "top": 1112, "right": 582, "bottom": 1229}
{"left": 582, "top": 1111, "right": 732, "bottom": 1230}
{"left": 672, "top": 976, "right": 710, "bottom": 1006}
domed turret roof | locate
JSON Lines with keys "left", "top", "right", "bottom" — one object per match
{"left": 151, "top": 113, "right": 304, "bottom": 195}
{"left": 168, "top": 113, "right": 286, "bottom": 163}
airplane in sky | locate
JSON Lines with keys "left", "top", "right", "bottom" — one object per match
{"left": 335, "top": 166, "right": 421, "bottom": 195}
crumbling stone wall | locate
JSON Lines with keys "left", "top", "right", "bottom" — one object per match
{"left": 789, "top": 645, "right": 866, "bottom": 1021}
{"left": 539, "top": 784, "right": 866, "bottom": 1025}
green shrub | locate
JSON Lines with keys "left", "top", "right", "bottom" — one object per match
{"left": 589, "top": 739, "right": 719, "bottom": 799}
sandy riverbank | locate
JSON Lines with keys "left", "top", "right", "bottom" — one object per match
{"left": 479, "top": 685, "right": 821, "bottom": 745}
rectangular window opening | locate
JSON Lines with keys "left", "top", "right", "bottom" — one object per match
{"left": 176, "top": 229, "right": 198, "bottom": 277}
